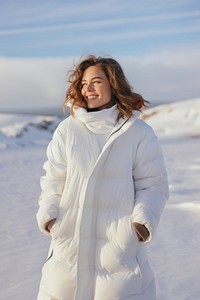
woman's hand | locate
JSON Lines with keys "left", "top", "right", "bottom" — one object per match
{"left": 45, "top": 218, "right": 56, "bottom": 233}
{"left": 133, "top": 222, "right": 150, "bottom": 242}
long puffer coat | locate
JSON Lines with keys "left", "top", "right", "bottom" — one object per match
{"left": 36, "top": 110, "right": 169, "bottom": 300}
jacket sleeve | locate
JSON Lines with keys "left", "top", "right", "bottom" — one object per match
{"left": 132, "top": 122, "right": 169, "bottom": 241}
{"left": 36, "top": 123, "right": 67, "bottom": 235}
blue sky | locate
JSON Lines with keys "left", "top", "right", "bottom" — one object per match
{"left": 0, "top": 0, "right": 200, "bottom": 113}
{"left": 1, "top": 0, "right": 200, "bottom": 57}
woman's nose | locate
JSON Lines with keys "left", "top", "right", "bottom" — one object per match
{"left": 86, "top": 82, "right": 94, "bottom": 91}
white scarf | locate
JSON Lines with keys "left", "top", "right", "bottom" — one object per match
{"left": 73, "top": 105, "right": 118, "bottom": 134}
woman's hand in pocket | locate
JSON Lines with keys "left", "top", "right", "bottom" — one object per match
{"left": 45, "top": 218, "right": 56, "bottom": 233}
{"left": 132, "top": 222, "right": 150, "bottom": 242}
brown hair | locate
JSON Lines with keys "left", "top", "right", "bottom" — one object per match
{"left": 65, "top": 55, "right": 148, "bottom": 119}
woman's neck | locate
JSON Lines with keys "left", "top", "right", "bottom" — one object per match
{"left": 86, "top": 99, "right": 115, "bottom": 112}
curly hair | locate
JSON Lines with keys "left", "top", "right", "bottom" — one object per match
{"left": 65, "top": 55, "right": 148, "bottom": 119}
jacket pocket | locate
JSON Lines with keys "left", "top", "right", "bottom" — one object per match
{"left": 46, "top": 249, "right": 53, "bottom": 262}
{"left": 50, "top": 220, "right": 60, "bottom": 240}
{"left": 117, "top": 215, "right": 139, "bottom": 254}
{"left": 49, "top": 208, "right": 66, "bottom": 240}
{"left": 99, "top": 215, "right": 140, "bottom": 275}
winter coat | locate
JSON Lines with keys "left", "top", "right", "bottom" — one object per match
{"left": 36, "top": 110, "right": 169, "bottom": 300}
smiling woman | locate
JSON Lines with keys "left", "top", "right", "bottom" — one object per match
{"left": 36, "top": 54, "right": 169, "bottom": 300}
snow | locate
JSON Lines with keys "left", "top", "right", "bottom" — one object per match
{"left": 0, "top": 98, "right": 200, "bottom": 300}
{"left": 142, "top": 98, "right": 200, "bottom": 139}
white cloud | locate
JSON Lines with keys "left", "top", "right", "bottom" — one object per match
{"left": 0, "top": 57, "right": 74, "bottom": 112}
{"left": 0, "top": 10, "right": 200, "bottom": 38}
{"left": 0, "top": 0, "right": 127, "bottom": 27}
{"left": 0, "top": 45, "right": 200, "bottom": 113}
{"left": 1, "top": 10, "right": 200, "bottom": 37}
{"left": 119, "top": 44, "right": 200, "bottom": 102}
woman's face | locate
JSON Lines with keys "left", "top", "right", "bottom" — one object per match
{"left": 81, "top": 65, "right": 113, "bottom": 110}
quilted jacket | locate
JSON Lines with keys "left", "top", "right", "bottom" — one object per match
{"left": 36, "top": 110, "right": 168, "bottom": 300}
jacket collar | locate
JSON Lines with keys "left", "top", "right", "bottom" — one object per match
{"left": 88, "top": 111, "right": 140, "bottom": 176}
{"left": 105, "top": 111, "right": 140, "bottom": 145}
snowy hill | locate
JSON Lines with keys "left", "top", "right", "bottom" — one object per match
{"left": 0, "top": 98, "right": 200, "bottom": 149}
{"left": 0, "top": 99, "right": 200, "bottom": 300}
{"left": 0, "top": 113, "right": 61, "bottom": 149}
{"left": 142, "top": 98, "right": 200, "bottom": 138}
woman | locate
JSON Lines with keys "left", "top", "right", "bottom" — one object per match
{"left": 36, "top": 55, "right": 169, "bottom": 300}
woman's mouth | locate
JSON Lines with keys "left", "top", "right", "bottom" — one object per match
{"left": 87, "top": 95, "right": 99, "bottom": 100}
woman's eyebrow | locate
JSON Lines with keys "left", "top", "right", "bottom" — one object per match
{"left": 81, "top": 76, "right": 103, "bottom": 82}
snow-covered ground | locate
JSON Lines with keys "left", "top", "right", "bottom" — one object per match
{"left": 0, "top": 99, "right": 200, "bottom": 300}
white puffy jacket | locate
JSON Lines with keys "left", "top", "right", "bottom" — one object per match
{"left": 36, "top": 110, "right": 169, "bottom": 300}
